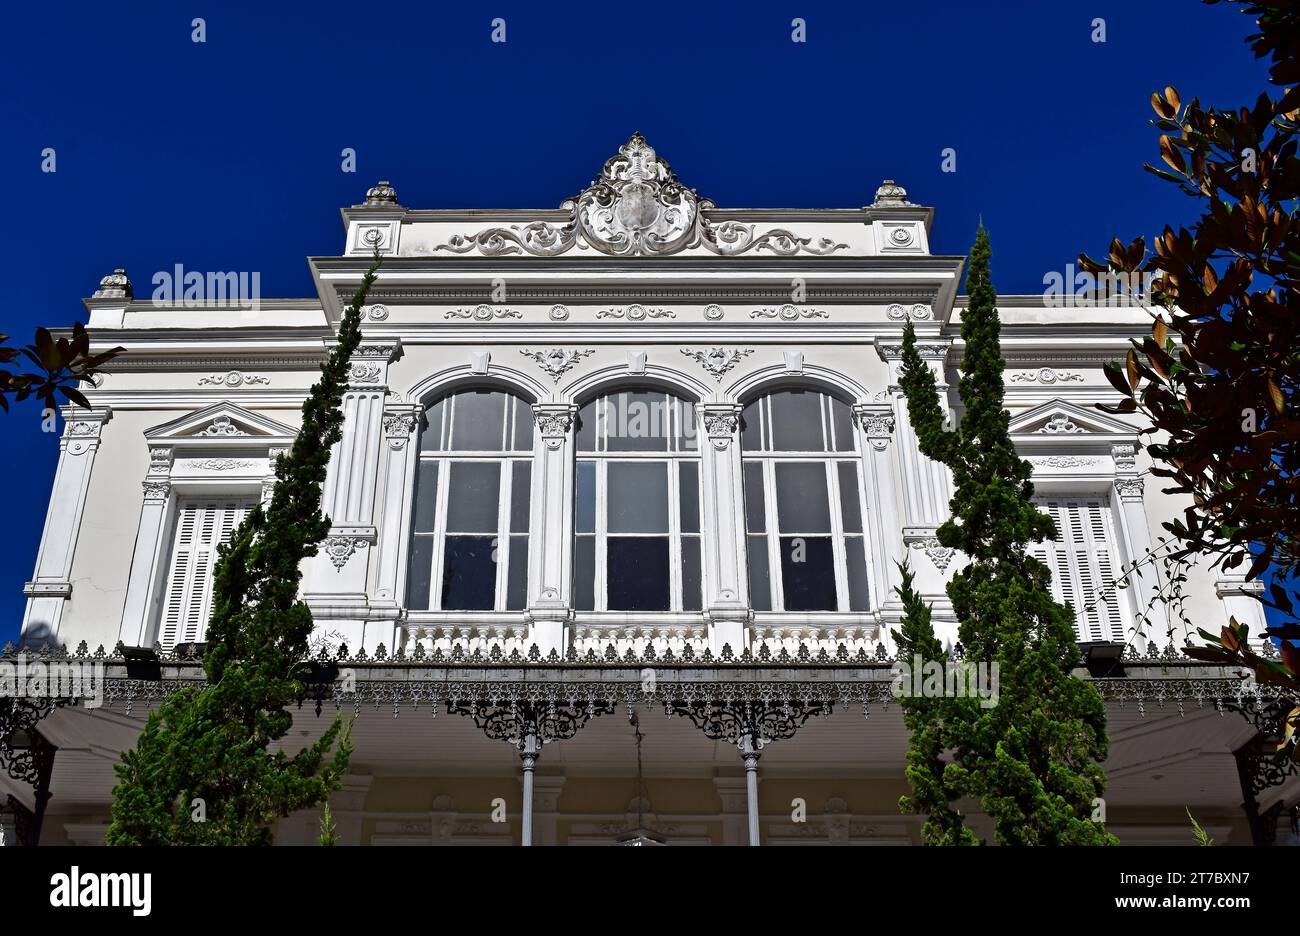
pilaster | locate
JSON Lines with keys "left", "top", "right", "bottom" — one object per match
{"left": 698, "top": 403, "right": 750, "bottom": 654}
{"left": 526, "top": 403, "right": 578, "bottom": 656}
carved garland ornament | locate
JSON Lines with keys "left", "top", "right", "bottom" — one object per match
{"left": 681, "top": 347, "right": 753, "bottom": 382}
{"left": 750, "top": 305, "right": 829, "bottom": 320}
{"left": 428, "top": 134, "right": 849, "bottom": 259}
{"left": 520, "top": 348, "right": 595, "bottom": 383}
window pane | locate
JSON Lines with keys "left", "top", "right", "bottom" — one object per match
{"left": 606, "top": 390, "right": 670, "bottom": 452}
{"left": 412, "top": 461, "right": 439, "bottom": 533}
{"left": 740, "top": 400, "right": 763, "bottom": 451}
{"left": 679, "top": 462, "right": 700, "bottom": 534}
{"left": 837, "top": 462, "right": 862, "bottom": 534}
{"left": 769, "top": 390, "right": 825, "bottom": 451}
{"left": 420, "top": 398, "right": 447, "bottom": 452}
{"left": 450, "top": 390, "right": 507, "bottom": 451}
{"left": 607, "top": 462, "right": 668, "bottom": 534}
{"left": 445, "top": 462, "right": 500, "bottom": 533}
{"left": 441, "top": 535, "right": 497, "bottom": 610}
{"left": 678, "top": 401, "right": 698, "bottom": 451}
{"left": 830, "top": 397, "right": 855, "bottom": 452}
{"left": 748, "top": 535, "right": 771, "bottom": 612}
{"left": 576, "top": 400, "right": 598, "bottom": 452}
{"left": 780, "top": 536, "right": 836, "bottom": 611}
{"left": 575, "top": 536, "right": 595, "bottom": 611}
{"left": 512, "top": 396, "right": 534, "bottom": 451}
{"left": 507, "top": 536, "right": 528, "bottom": 610}
{"left": 606, "top": 537, "right": 670, "bottom": 611}
{"left": 576, "top": 461, "right": 596, "bottom": 534}
{"left": 775, "top": 463, "right": 831, "bottom": 533}
{"left": 743, "top": 462, "right": 766, "bottom": 533}
{"left": 407, "top": 535, "right": 433, "bottom": 610}
{"left": 510, "top": 462, "right": 531, "bottom": 533}
{"left": 845, "top": 537, "right": 870, "bottom": 612}
{"left": 681, "top": 536, "right": 702, "bottom": 611}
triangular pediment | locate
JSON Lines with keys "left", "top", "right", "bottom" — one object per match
{"left": 1008, "top": 399, "right": 1135, "bottom": 437}
{"left": 145, "top": 403, "right": 297, "bottom": 442}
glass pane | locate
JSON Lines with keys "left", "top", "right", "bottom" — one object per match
{"left": 779, "top": 536, "right": 836, "bottom": 611}
{"left": 679, "top": 462, "right": 700, "bottom": 534}
{"left": 830, "top": 397, "right": 855, "bottom": 452}
{"left": 678, "top": 401, "right": 698, "bottom": 451}
{"left": 445, "top": 462, "right": 500, "bottom": 533}
{"left": 775, "top": 463, "right": 831, "bottom": 533}
{"left": 837, "top": 462, "right": 862, "bottom": 534}
{"left": 507, "top": 536, "right": 528, "bottom": 610}
{"left": 450, "top": 390, "right": 507, "bottom": 451}
{"left": 606, "top": 537, "right": 670, "bottom": 611}
{"left": 512, "top": 396, "right": 534, "bottom": 451}
{"left": 441, "top": 535, "right": 498, "bottom": 610}
{"left": 407, "top": 535, "right": 433, "bottom": 610}
{"left": 420, "top": 398, "right": 447, "bottom": 452}
{"left": 747, "top": 535, "right": 771, "bottom": 612}
{"left": 412, "top": 461, "right": 439, "bottom": 533}
{"left": 606, "top": 390, "right": 670, "bottom": 452}
{"left": 575, "top": 536, "right": 595, "bottom": 611}
{"left": 743, "top": 462, "right": 766, "bottom": 533}
{"left": 740, "top": 400, "right": 763, "bottom": 452}
{"left": 576, "top": 461, "right": 596, "bottom": 534}
{"left": 607, "top": 462, "right": 668, "bottom": 534}
{"left": 682, "top": 536, "right": 702, "bottom": 611}
{"left": 845, "top": 537, "right": 870, "bottom": 612}
{"left": 510, "top": 462, "right": 531, "bottom": 533}
{"left": 576, "top": 399, "right": 598, "bottom": 452}
{"left": 769, "top": 390, "right": 826, "bottom": 451}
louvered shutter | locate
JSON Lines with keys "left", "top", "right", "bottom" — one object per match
{"left": 1034, "top": 497, "right": 1127, "bottom": 643}
{"left": 159, "top": 498, "right": 254, "bottom": 648}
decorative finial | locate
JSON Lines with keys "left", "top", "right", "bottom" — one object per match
{"left": 872, "top": 179, "right": 913, "bottom": 207}
{"left": 92, "top": 268, "right": 132, "bottom": 300}
{"left": 363, "top": 180, "right": 399, "bottom": 206}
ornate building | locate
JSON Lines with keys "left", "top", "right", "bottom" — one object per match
{"left": 3, "top": 135, "right": 1291, "bottom": 846}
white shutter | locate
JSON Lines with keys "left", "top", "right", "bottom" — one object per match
{"left": 159, "top": 497, "right": 254, "bottom": 648}
{"left": 1034, "top": 496, "right": 1127, "bottom": 643}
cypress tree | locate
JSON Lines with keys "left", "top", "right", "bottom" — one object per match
{"left": 106, "top": 256, "right": 382, "bottom": 845}
{"left": 897, "top": 226, "right": 1116, "bottom": 845}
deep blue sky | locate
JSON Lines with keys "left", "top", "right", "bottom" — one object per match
{"left": 0, "top": 1, "right": 1270, "bottom": 642}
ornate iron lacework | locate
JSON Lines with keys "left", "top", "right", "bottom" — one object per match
{"left": 666, "top": 697, "right": 831, "bottom": 747}
{"left": 0, "top": 698, "right": 62, "bottom": 786}
{"left": 447, "top": 698, "right": 616, "bottom": 750}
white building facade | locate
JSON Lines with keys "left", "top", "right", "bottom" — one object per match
{"left": 3, "top": 136, "right": 1289, "bottom": 846}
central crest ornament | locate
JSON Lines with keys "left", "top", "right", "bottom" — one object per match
{"left": 571, "top": 133, "right": 698, "bottom": 256}
{"left": 428, "top": 134, "right": 849, "bottom": 259}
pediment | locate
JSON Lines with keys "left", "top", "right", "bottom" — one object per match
{"left": 1008, "top": 399, "right": 1135, "bottom": 437}
{"left": 145, "top": 403, "right": 297, "bottom": 442}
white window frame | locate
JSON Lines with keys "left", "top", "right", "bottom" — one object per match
{"left": 575, "top": 391, "right": 702, "bottom": 614}
{"left": 1032, "top": 494, "right": 1127, "bottom": 643}
{"left": 741, "top": 390, "right": 871, "bottom": 614}
{"left": 407, "top": 390, "right": 533, "bottom": 613}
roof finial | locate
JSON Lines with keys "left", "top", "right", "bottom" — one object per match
{"left": 872, "top": 179, "right": 913, "bottom": 207}
{"left": 92, "top": 268, "right": 132, "bottom": 300}
{"left": 363, "top": 179, "right": 399, "bottom": 207}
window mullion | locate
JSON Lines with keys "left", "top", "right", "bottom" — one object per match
{"left": 764, "top": 458, "right": 782, "bottom": 612}
{"left": 667, "top": 457, "right": 682, "bottom": 611}
{"left": 430, "top": 456, "right": 451, "bottom": 611}
{"left": 595, "top": 459, "right": 607, "bottom": 612}
{"left": 827, "top": 461, "right": 850, "bottom": 612}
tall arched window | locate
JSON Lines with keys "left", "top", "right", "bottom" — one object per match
{"left": 574, "top": 389, "right": 701, "bottom": 612}
{"left": 741, "top": 388, "right": 870, "bottom": 612}
{"left": 407, "top": 389, "right": 534, "bottom": 611}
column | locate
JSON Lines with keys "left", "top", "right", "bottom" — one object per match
{"left": 527, "top": 404, "right": 578, "bottom": 657}
{"left": 740, "top": 733, "right": 762, "bottom": 847}
{"left": 22, "top": 407, "right": 111, "bottom": 644}
{"left": 519, "top": 734, "right": 539, "bottom": 847}
{"left": 118, "top": 446, "right": 174, "bottom": 646}
{"left": 853, "top": 404, "right": 903, "bottom": 619}
{"left": 1110, "top": 442, "right": 1172, "bottom": 648}
{"left": 371, "top": 406, "right": 421, "bottom": 649}
{"left": 699, "top": 404, "right": 749, "bottom": 654}
{"left": 305, "top": 342, "right": 400, "bottom": 650}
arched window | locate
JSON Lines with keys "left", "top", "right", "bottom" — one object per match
{"left": 574, "top": 389, "right": 701, "bottom": 612}
{"left": 741, "top": 388, "right": 870, "bottom": 612}
{"left": 407, "top": 389, "right": 534, "bottom": 611}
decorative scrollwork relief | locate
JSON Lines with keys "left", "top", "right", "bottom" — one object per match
{"left": 520, "top": 348, "right": 595, "bottom": 383}
{"left": 680, "top": 347, "right": 753, "bottom": 382}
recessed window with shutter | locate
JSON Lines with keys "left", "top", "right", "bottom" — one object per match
{"left": 158, "top": 497, "right": 255, "bottom": 648}
{"left": 1030, "top": 496, "right": 1127, "bottom": 643}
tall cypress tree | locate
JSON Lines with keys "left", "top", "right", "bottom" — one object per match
{"left": 107, "top": 257, "right": 382, "bottom": 845}
{"left": 897, "top": 226, "right": 1116, "bottom": 845}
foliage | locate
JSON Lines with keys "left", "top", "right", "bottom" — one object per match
{"left": 106, "top": 256, "right": 382, "bottom": 845}
{"left": 1187, "top": 807, "right": 1215, "bottom": 846}
{"left": 897, "top": 226, "right": 1117, "bottom": 845}
{"left": 1084, "top": 0, "right": 1300, "bottom": 611}
{"left": 318, "top": 802, "right": 338, "bottom": 846}
{"left": 0, "top": 323, "right": 120, "bottom": 413}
